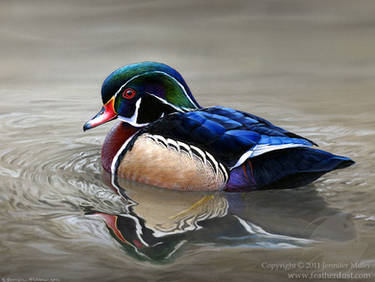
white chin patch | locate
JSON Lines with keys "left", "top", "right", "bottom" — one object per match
{"left": 118, "top": 116, "right": 148, "bottom": 127}
{"left": 118, "top": 99, "right": 149, "bottom": 127}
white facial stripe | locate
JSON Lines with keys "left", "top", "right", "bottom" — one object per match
{"left": 181, "top": 107, "right": 194, "bottom": 112}
{"left": 117, "top": 98, "right": 149, "bottom": 127}
{"left": 112, "top": 70, "right": 199, "bottom": 127}
{"left": 148, "top": 71, "right": 198, "bottom": 108}
{"left": 147, "top": 93, "right": 184, "bottom": 112}
{"left": 160, "top": 71, "right": 199, "bottom": 108}
{"left": 113, "top": 73, "right": 145, "bottom": 99}
{"left": 113, "top": 70, "right": 198, "bottom": 108}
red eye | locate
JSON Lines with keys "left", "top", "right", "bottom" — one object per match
{"left": 122, "top": 88, "right": 136, "bottom": 99}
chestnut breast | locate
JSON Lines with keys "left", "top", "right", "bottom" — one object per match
{"left": 116, "top": 134, "right": 228, "bottom": 191}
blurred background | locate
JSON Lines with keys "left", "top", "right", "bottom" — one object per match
{"left": 1, "top": 0, "right": 375, "bottom": 106}
{"left": 1, "top": 0, "right": 375, "bottom": 281}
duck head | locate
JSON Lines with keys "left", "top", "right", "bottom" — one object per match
{"left": 83, "top": 62, "right": 200, "bottom": 131}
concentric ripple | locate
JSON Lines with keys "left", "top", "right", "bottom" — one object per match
{"left": 0, "top": 112, "right": 131, "bottom": 223}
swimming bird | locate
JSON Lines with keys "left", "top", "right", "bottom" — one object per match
{"left": 83, "top": 62, "right": 354, "bottom": 191}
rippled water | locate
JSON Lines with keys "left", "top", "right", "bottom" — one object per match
{"left": 1, "top": 1, "right": 375, "bottom": 281}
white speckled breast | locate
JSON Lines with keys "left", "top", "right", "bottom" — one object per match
{"left": 115, "top": 134, "right": 228, "bottom": 191}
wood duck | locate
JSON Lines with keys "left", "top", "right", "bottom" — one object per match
{"left": 83, "top": 62, "right": 354, "bottom": 192}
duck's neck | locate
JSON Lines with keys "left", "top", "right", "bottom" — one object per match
{"left": 132, "top": 93, "right": 200, "bottom": 126}
{"left": 101, "top": 122, "right": 139, "bottom": 172}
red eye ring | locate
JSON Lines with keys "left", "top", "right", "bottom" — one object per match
{"left": 122, "top": 88, "right": 136, "bottom": 99}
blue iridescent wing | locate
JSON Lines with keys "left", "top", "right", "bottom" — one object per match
{"left": 141, "top": 106, "right": 316, "bottom": 169}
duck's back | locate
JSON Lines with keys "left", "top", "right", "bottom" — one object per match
{"left": 136, "top": 106, "right": 315, "bottom": 169}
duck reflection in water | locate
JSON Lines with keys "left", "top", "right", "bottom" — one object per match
{"left": 84, "top": 171, "right": 356, "bottom": 263}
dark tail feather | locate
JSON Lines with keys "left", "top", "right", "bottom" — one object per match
{"left": 226, "top": 147, "right": 354, "bottom": 191}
